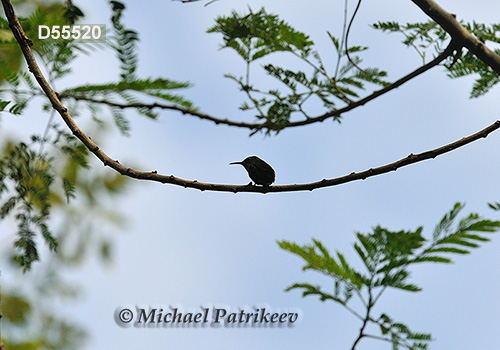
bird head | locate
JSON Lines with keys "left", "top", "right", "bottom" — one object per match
{"left": 229, "top": 156, "right": 258, "bottom": 170}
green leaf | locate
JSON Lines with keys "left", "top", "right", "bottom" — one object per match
{"left": 392, "top": 282, "right": 422, "bottom": 292}
{"left": 208, "top": 7, "right": 314, "bottom": 62}
{"left": 411, "top": 255, "right": 452, "bottom": 264}
{"left": 207, "top": 8, "right": 313, "bottom": 62}
{"left": 110, "top": 106, "right": 130, "bottom": 136}
{"left": 109, "top": 1, "right": 139, "bottom": 81}
{"left": 375, "top": 20, "right": 500, "bottom": 98}
{"left": 40, "top": 222, "right": 58, "bottom": 251}
{"left": 2, "top": 294, "right": 31, "bottom": 324}
{"left": 0, "top": 196, "right": 17, "bottom": 218}
{"left": 0, "top": 99, "right": 10, "bottom": 110}
{"left": 488, "top": 202, "right": 500, "bottom": 211}
{"left": 433, "top": 202, "right": 464, "bottom": 239}
{"left": 424, "top": 247, "right": 470, "bottom": 255}
{"left": 327, "top": 31, "right": 340, "bottom": 52}
{"left": 419, "top": 203, "right": 500, "bottom": 264}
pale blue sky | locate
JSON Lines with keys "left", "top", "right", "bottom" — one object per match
{"left": 3, "top": 0, "right": 500, "bottom": 349}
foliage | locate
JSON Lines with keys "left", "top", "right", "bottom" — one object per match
{"left": 109, "top": 0, "right": 138, "bottom": 82}
{"left": 0, "top": 2, "right": 84, "bottom": 87}
{"left": 1, "top": 123, "right": 128, "bottom": 348}
{"left": 279, "top": 203, "right": 500, "bottom": 349}
{"left": 0, "top": 2, "right": 133, "bottom": 349}
{"left": 0, "top": 131, "right": 129, "bottom": 349}
{"left": 0, "top": 0, "right": 194, "bottom": 272}
{"left": 2, "top": 289, "right": 87, "bottom": 349}
{"left": 59, "top": 78, "right": 194, "bottom": 135}
{"left": 373, "top": 20, "right": 500, "bottom": 98}
{"left": 208, "top": 7, "right": 389, "bottom": 134}
{"left": 0, "top": 141, "right": 56, "bottom": 271}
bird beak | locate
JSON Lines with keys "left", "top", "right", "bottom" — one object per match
{"left": 229, "top": 161, "right": 242, "bottom": 165}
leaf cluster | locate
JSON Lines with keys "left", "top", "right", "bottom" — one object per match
{"left": 59, "top": 77, "right": 194, "bottom": 135}
{"left": 378, "top": 313, "right": 432, "bottom": 350}
{"left": 0, "top": 3, "right": 83, "bottom": 83}
{"left": 2, "top": 127, "right": 136, "bottom": 275}
{"left": 1, "top": 125, "right": 129, "bottom": 347}
{"left": 18, "top": 5, "right": 85, "bottom": 80}
{"left": 0, "top": 3, "right": 94, "bottom": 120}
{"left": 0, "top": 142, "right": 56, "bottom": 270}
{"left": 279, "top": 203, "right": 499, "bottom": 349}
{"left": 372, "top": 20, "right": 448, "bottom": 60}
{"left": 210, "top": 8, "right": 388, "bottom": 134}
{"left": 0, "top": 66, "right": 37, "bottom": 116}
{"left": 0, "top": 128, "right": 95, "bottom": 271}
{"left": 207, "top": 7, "right": 314, "bottom": 62}
{"left": 0, "top": 124, "right": 125, "bottom": 272}
{"left": 49, "top": 1, "right": 195, "bottom": 134}
{"left": 109, "top": 0, "right": 139, "bottom": 81}
{"left": 0, "top": 0, "right": 194, "bottom": 273}
{"left": 2, "top": 286, "right": 86, "bottom": 350}
{"left": 373, "top": 20, "right": 500, "bottom": 98}
{"left": 446, "top": 22, "right": 500, "bottom": 98}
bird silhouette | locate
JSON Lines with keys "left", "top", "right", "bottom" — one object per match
{"left": 230, "top": 156, "right": 275, "bottom": 186}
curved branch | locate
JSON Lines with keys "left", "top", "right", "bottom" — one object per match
{"left": 411, "top": 0, "right": 500, "bottom": 75}
{"left": 62, "top": 41, "right": 457, "bottom": 133}
{"left": 345, "top": 0, "right": 366, "bottom": 73}
{"left": 3, "top": 0, "right": 499, "bottom": 194}
{"left": 285, "top": 40, "right": 457, "bottom": 127}
{"left": 58, "top": 94, "right": 262, "bottom": 129}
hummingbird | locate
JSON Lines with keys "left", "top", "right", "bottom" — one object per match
{"left": 230, "top": 156, "right": 275, "bottom": 186}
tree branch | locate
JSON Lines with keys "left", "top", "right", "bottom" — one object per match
{"left": 58, "top": 94, "right": 263, "bottom": 129}
{"left": 287, "top": 40, "right": 457, "bottom": 127}
{"left": 3, "top": 0, "right": 499, "bottom": 194}
{"left": 411, "top": 0, "right": 500, "bottom": 75}
{"left": 61, "top": 41, "right": 457, "bottom": 133}
{"left": 351, "top": 285, "right": 373, "bottom": 349}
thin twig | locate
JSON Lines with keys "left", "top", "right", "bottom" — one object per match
{"left": 351, "top": 282, "right": 373, "bottom": 349}
{"left": 288, "top": 40, "right": 458, "bottom": 126}
{"left": 61, "top": 41, "right": 458, "bottom": 133}
{"left": 334, "top": 0, "right": 350, "bottom": 79}
{"left": 345, "top": 0, "right": 366, "bottom": 73}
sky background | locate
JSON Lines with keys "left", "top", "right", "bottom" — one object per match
{"left": 3, "top": 0, "right": 500, "bottom": 349}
